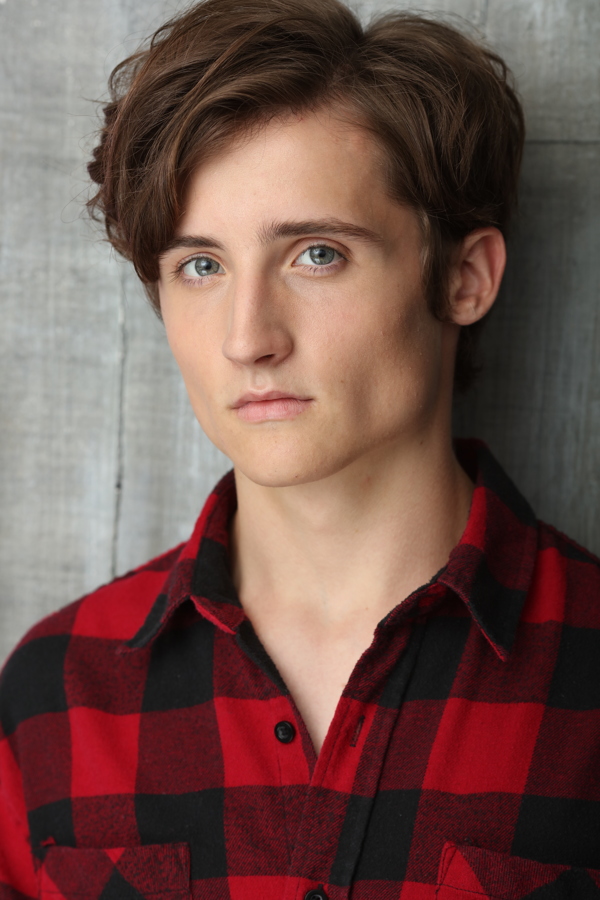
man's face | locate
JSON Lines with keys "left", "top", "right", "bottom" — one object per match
{"left": 158, "top": 110, "right": 454, "bottom": 487}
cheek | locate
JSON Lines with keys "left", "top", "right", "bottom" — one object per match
{"left": 162, "top": 296, "right": 212, "bottom": 382}
{"left": 162, "top": 316, "right": 219, "bottom": 427}
{"left": 341, "top": 286, "right": 434, "bottom": 374}
{"left": 338, "top": 292, "right": 443, "bottom": 419}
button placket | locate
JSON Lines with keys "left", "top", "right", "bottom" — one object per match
{"left": 286, "top": 628, "right": 422, "bottom": 897}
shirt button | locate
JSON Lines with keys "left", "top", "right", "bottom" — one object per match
{"left": 274, "top": 720, "right": 296, "bottom": 743}
{"left": 304, "top": 890, "right": 328, "bottom": 900}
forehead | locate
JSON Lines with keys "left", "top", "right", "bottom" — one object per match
{"left": 177, "top": 109, "right": 395, "bottom": 236}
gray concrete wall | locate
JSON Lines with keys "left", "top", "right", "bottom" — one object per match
{"left": 0, "top": 0, "right": 598, "bottom": 664}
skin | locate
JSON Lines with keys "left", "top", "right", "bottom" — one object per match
{"left": 158, "top": 108, "right": 506, "bottom": 754}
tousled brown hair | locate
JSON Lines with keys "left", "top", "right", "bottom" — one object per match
{"left": 88, "top": 0, "right": 525, "bottom": 390}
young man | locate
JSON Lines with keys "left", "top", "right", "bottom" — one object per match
{"left": 2, "top": 0, "right": 600, "bottom": 897}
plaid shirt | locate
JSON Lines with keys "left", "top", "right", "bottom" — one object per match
{"left": 2, "top": 439, "right": 600, "bottom": 900}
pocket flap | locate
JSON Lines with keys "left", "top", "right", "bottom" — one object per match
{"left": 39, "top": 844, "right": 190, "bottom": 899}
{"left": 436, "top": 842, "right": 600, "bottom": 899}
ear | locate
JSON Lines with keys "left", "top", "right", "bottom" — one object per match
{"left": 448, "top": 227, "right": 506, "bottom": 326}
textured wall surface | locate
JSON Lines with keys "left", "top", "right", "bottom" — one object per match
{"left": 0, "top": 0, "right": 598, "bottom": 664}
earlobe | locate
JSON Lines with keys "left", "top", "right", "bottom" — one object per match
{"left": 449, "top": 227, "right": 507, "bottom": 326}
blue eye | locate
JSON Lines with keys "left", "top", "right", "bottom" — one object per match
{"left": 295, "top": 246, "right": 339, "bottom": 267}
{"left": 181, "top": 256, "right": 223, "bottom": 278}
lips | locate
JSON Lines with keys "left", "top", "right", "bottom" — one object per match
{"left": 232, "top": 390, "right": 313, "bottom": 422}
{"left": 232, "top": 390, "right": 308, "bottom": 408}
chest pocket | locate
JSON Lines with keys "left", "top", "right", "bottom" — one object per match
{"left": 38, "top": 844, "right": 191, "bottom": 900}
{"left": 436, "top": 841, "right": 600, "bottom": 899}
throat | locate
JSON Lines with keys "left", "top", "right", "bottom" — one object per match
{"left": 242, "top": 600, "right": 382, "bottom": 755}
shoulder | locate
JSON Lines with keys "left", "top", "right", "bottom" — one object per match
{"left": 525, "top": 520, "right": 600, "bottom": 627}
{"left": 8, "top": 541, "right": 185, "bottom": 653}
{"left": 0, "top": 542, "right": 185, "bottom": 736}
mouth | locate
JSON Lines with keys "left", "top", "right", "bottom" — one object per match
{"left": 232, "top": 390, "right": 313, "bottom": 423}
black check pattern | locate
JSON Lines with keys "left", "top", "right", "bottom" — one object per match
{"left": 1, "top": 440, "right": 600, "bottom": 900}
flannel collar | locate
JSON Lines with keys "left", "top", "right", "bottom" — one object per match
{"left": 128, "top": 439, "right": 538, "bottom": 661}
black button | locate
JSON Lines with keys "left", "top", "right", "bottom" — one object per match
{"left": 304, "top": 890, "right": 328, "bottom": 900}
{"left": 274, "top": 720, "right": 295, "bottom": 743}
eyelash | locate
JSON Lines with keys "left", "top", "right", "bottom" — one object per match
{"left": 173, "top": 243, "right": 346, "bottom": 285}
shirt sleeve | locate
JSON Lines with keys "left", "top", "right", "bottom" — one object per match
{"left": 0, "top": 728, "right": 37, "bottom": 899}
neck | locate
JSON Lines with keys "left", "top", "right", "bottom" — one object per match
{"left": 231, "top": 432, "right": 473, "bottom": 627}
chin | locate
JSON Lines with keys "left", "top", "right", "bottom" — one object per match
{"left": 232, "top": 456, "right": 327, "bottom": 489}
{"left": 227, "top": 438, "right": 366, "bottom": 490}
{"left": 205, "top": 416, "right": 401, "bottom": 490}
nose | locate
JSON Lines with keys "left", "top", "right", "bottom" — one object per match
{"left": 221, "top": 273, "right": 294, "bottom": 368}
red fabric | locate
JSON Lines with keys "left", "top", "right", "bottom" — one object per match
{"left": 2, "top": 441, "right": 600, "bottom": 900}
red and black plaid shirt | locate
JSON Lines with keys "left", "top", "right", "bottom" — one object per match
{"left": 2, "top": 440, "right": 600, "bottom": 900}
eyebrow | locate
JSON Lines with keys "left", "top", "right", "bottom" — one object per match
{"left": 258, "top": 219, "right": 384, "bottom": 245}
{"left": 161, "top": 218, "right": 384, "bottom": 256}
{"left": 161, "top": 234, "right": 226, "bottom": 255}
